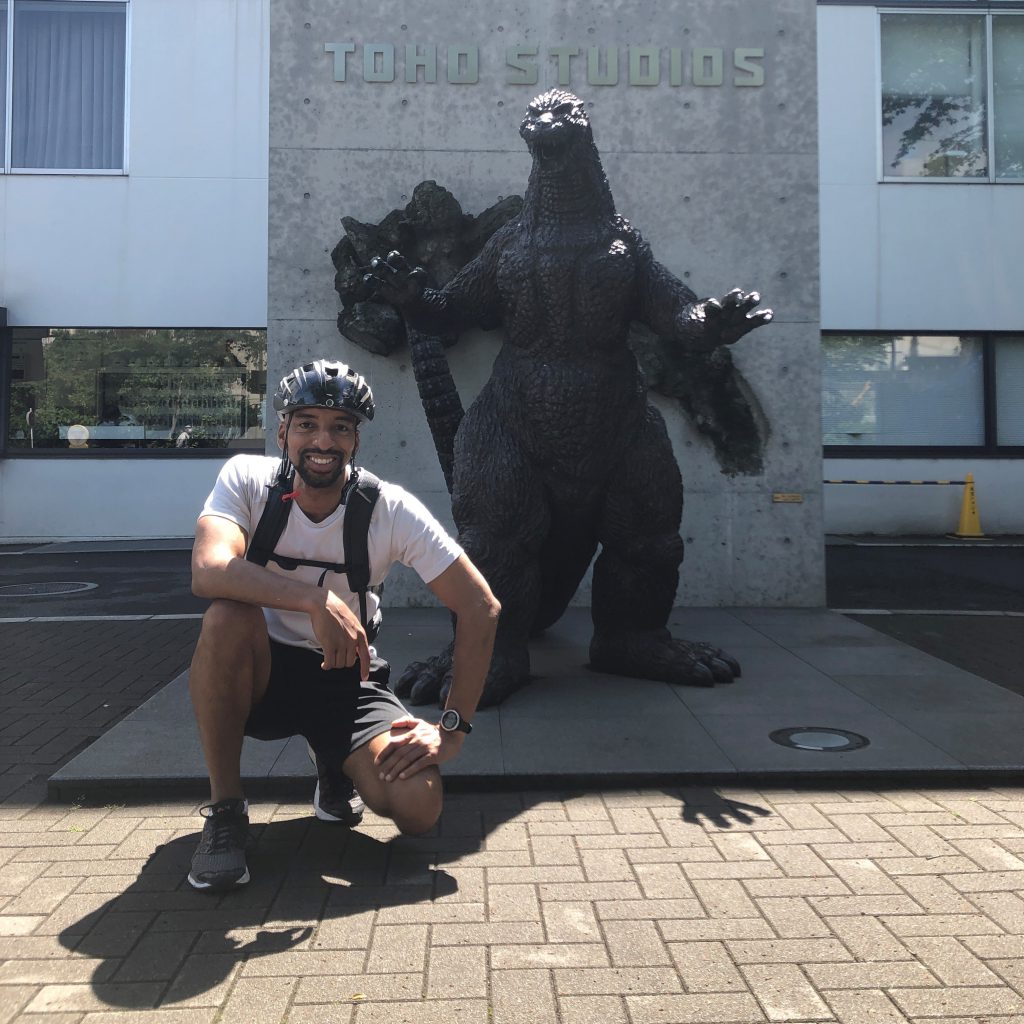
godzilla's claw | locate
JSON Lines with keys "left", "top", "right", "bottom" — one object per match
{"left": 590, "top": 630, "right": 741, "bottom": 687}
{"left": 703, "top": 289, "right": 773, "bottom": 346}
{"left": 395, "top": 648, "right": 453, "bottom": 705}
{"left": 363, "top": 249, "right": 427, "bottom": 307}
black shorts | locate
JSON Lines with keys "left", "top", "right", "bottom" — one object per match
{"left": 244, "top": 640, "right": 408, "bottom": 758}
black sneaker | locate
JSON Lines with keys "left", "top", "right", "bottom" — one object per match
{"left": 308, "top": 744, "right": 364, "bottom": 826}
{"left": 187, "top": 798, "right": 251, "bottom": 892}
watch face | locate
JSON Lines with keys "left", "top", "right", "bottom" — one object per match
{"left": 440, "top": 709, "right": 460, "bottom": 731}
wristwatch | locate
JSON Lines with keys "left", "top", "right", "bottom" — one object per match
{"left": 439, "top": 708, "right": 473, "bottom": 735}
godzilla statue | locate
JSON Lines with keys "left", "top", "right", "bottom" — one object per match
{"left": 367, "top": 90, "right": 773, "bottom": 707}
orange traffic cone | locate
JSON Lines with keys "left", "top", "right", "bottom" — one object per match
{"left": 953, "top": 472, "right": 984, "bottom": 538}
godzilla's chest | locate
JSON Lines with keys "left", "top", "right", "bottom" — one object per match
{"left": 496, "top": 236, "right": 636, "bottom": 346}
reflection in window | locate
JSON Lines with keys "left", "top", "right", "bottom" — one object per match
{"left": 995, "top": 337, "right": 1024, "bottom": 445}
{"left": 823, "top": 335, "right": 984, "bottom": 446}
{"left": 8, "top": 328, "right": 268, "bottom": 451}
{"left": 11, "top": 0, "right": 127, "bottom": 170}
{"left": 0, "top": 2, "right": 7, "bottom": 158}
{"left": 994, "top": 16, "right": 1024, "bottom": 179}
{"left": 881, "top": 14, "right": 988, "bottom": 178}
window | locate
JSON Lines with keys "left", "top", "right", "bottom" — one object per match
{"left": 5, "top": 328, "right": 268, "bottom": 453}
{"left": 880, "top": 11, "right": 1024, "bottom": 180}
{"left": 823, "top": 333, "right": 1023, "bottom": 454}
{"left": 2, "top": 0, "right": 128, "bottom": 173}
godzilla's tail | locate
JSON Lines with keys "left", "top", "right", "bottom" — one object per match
{"left": 407, "top": 327, "right": 465, "bottom": 494}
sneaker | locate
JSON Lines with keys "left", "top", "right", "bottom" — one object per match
{"left": 187, "top": 797, "right": 251, "bottom": 892}
{"left": 308, "top": 744, "right": 364, "bottom": 826}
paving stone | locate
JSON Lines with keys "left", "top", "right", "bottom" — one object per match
{"left": 900, "top": 935, "right": 1001, "bottom": 986}
{"left": 821, "top": 989, "right": 909, "bottom": 1024}
{"left": 886, "top": 875, "right": 977, "bottom": 915}
{"left": 491, "top": 942, "right": 609, "bottom": 969}
{"left": 768, "top": 845, "right": 835, "bottom": 878}
{"left": 488, "top": 883, "right": 541, "bottom": 923}
{"left": 541, "top": 901, "right": 602, "bottom": 942}
{"left": 0, "top": 957, "right": 114, "bottom": 984}
{"left": 661, "top": 918, "right": 774, "bottom": 941}
{"left": 755, "top": 896, "right": 832, "bottom": 938}
{"left": 558, "top": 995, "right": 628, "bottom": 1024}
{"left": 602, "top": 919, "right": 671, "bottom": 967}
{"left": 22, "top": 982, "right": 164, "bottom": 1013}
{"left": 668, "top": 940, "right": 747, "bottom": 993}
{"left": 491, "top": 967, "right": 558, "bottom": 1024}
{"left": 825, "top": 917, "right": 914, "bottom": 961}
{"left": 889, "top": 985, "right": 1024, "bottom": 1017}
{"left": 160, "top": 954, "right": 239, "bottom": 1007}
{"left": 626, "top": 992, "right": 765, "bottom": 1023}
{"left": 294, "top": 973, "right": 423, "bottom": 1004}
{"left": 740, "top": 963, "right": 833, "bottom": 1021}
{"left": 631, "top": 863, "right": 693, "bottom": 899}
{"left": 691, "top": 879, "right": 760, "bottom": 918}
{"left": 529, "top": 835, "right": 579, "bottom": 866}
{"left": 882, "top": 913, "right": 1004, "bottom": 938}
{"left": 804, "top": 961, "right": 939, "bottom": 989}
{"left": 239, "top": 949, "right": 366, "bottom": 976}
{"left": 365, "top": 923, "right": 428, "bottom": 974}
{"left": 432, "top": 922, "right": 545, "bottom": 946}
{"left": 596, "top": 899, "right": 704, "bottom": 921}
{"left": 965, "top": 891, "right": 1024, "bottom": 932}
{"left": 580, "top": 848, "right": 634, "bottom": 882}
{"left": 552, "top": 967, "right": 682, "bottom": 995}
{"left": 353, "top": 1000, "right": 488, "bottom": 1024}
{"left": 727, "top": 938, "right": 853, "bottom": 964}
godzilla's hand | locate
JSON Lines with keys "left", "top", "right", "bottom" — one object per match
{"left": 363, "top": 250, "right": 428, "bottom": 308}
{"left": 698, "top": 289, "right": 773, "bottom": 347}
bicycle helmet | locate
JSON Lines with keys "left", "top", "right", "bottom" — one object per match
{"left": 273, "top": 360, "right": 375, "bottom": 422}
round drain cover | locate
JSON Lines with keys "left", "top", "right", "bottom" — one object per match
{"left": 769, "top": 727, "right": 870, "bottom": 752}
{"left": 0, "top": 582, "right": 98, "bottom": 597}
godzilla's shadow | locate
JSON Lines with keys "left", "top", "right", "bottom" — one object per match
{"left": 59, "top": 787, "right": 771, "bottom": 1009}
{"left": 59, "top": 816, "right": 460, "bottom": 1008}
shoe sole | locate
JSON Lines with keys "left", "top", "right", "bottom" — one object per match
{"left": 187, "top": 867, "right": 250, "bottom": 891}
{"left": 313, "top": 781, "right": 365, "bottom": 826}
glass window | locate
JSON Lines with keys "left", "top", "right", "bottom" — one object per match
{"left": 881, "top": 14, "right": 988, "bottom": 179}
{"left": 994, "top": 16, "right": 1024, "bottom": 179}
{"left": 0, "top": 3, "right": 7, "bottom": 157}
{"left": 7, "top": 328, "right": 267, "bottom": 451}
{"left": 995, "top": 337, "right": 1024, "bottom": 445}
{"left": 11, "top": 0, "right": 127, "bottom": 170}
{"left": 823, "top": 334, "right": 984, "bottom": 446}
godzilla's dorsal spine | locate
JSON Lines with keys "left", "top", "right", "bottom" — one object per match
{"left": 407, "top": 326, "right": 465, "bottom": 494}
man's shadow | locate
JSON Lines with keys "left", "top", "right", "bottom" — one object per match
{"left": 60, "top": 788, "right": 771, "bottom": 1009}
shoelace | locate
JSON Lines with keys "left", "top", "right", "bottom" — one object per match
{"left": 198, "top": 802, "right": 247, "bottom": 853}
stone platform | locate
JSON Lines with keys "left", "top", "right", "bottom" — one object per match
{"left": 49, "top": 607, "right": 1024, "bottom": 799}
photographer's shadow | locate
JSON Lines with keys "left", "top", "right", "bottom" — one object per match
{"left": 59, "top": 814, "right": 464, "bottom": 1008}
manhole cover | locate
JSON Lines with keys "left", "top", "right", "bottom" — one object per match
{"left": 0, "top": 582, "right": 98, "bottom": 597}
{"left": 769, "top": 727, "right": 870, "bottom": 752}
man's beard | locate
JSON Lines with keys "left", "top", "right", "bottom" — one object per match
{"left": 294, "top": 450, "right": 348, "bottom": 489}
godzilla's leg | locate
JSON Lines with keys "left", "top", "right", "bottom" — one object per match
{"left": 397, "top": 397, "right": 548, "bottom": 708}
{"left": 589, "top": 406, "right": 741, "bottom": 686}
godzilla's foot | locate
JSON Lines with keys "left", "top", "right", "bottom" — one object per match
{"left": 589, "top": 629, "right": 741, "bottom": 686}
{"left": 395, "top": 646, "right": 453, "bottom": 706}
{"left": 477, "top": 647, "right": 531, "bottom": 709}
{"left": 395, "top": 644, "right": 531, "bottom": 708}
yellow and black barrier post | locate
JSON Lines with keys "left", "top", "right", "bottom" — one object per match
{"left": 823, "top": 475, "right": 984, "bottom": 539}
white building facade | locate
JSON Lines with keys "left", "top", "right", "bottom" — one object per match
{"left": 0, "top": 0, "right": 1021, "bottom": 548}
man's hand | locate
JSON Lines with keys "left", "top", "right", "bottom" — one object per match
{"left": 373, "top": 715, "right": 464, "bottom": 782}
{"left": 698, "top": 288, "right": 773, "bottom": 346}
{"left": 309, "top": 590, "right": 370, "bottom": 679}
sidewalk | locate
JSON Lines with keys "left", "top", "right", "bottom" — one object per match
{"left": 6, "top": 785, "right": 1024, "bottom": 1022}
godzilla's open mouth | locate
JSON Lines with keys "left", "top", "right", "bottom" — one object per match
{"left": 529, "top": 138, "right": 568, "bottom": 162}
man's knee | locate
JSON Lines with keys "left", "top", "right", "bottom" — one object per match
{"left": 385, "top": 768, "right": 443, "bottom": 835}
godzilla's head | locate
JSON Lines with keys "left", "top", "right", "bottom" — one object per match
{"left": 519, "top": 90, "right": 592, "bottom": 169}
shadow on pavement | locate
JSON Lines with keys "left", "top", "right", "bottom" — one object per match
{"left": 59, "top": 788, "right": 771, "bottom": 1008}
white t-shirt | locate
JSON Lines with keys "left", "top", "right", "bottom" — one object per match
{"left": 200, "top": 454, "right": 463, "bottom": 650}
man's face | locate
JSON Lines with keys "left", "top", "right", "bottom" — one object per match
{"left": 279, "top": 407, "right": 359, "bottom": 490}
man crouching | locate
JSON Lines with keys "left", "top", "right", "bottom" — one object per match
{"left": 186, "top": 358, "right": 499, "bottom": 891}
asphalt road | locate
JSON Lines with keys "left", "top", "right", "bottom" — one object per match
{"left": 2, "top": 539, "right": 1021, "bottom": 697}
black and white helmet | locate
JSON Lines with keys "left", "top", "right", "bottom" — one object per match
{"left": 273, "top": 360, "right": 375, "bottom": 422}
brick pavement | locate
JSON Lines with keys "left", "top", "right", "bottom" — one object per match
{"left": 0, "top": 621, "right": 201, "bottom": 806}
{"left": 6, "top": 786, "right": 1024, "bottom": 1021}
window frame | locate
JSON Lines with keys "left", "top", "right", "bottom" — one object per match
{"left": 876, "top": 6, "right": 1024, "bottom": 183}
{"left": 823, "top": 330, "right": 1024, "bottom": 458}
{"left": 1, "top": 0, "right": 131, "bottom": 176}
{"left": 0, "top": 323, "right": 270, "bottom": 460}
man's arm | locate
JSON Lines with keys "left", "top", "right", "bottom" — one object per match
{"left": 192, "top": 515, "right": 371, "bottom": 677}
{"left": 373, "top": 554, "right": 500, "bottom": 781}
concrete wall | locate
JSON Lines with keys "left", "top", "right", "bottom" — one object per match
{"left": 818, "top": 5, "right": 1024, "bottom": 535}
{"left": 268, "top": 0, "right": 824, "bottom": 608}
{"left": 0, "top": 0, "right": 269, "bottom": 542}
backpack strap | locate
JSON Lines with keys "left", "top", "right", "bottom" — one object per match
{"left": 245, "top": 474, "right": 294, "bottom": 567}
{"left": 342, "top": 468, "right": 382, "bottom": 635}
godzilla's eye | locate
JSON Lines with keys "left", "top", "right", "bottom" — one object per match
{"left": 554, "top": 102, "right": 574, "bottom": 116}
